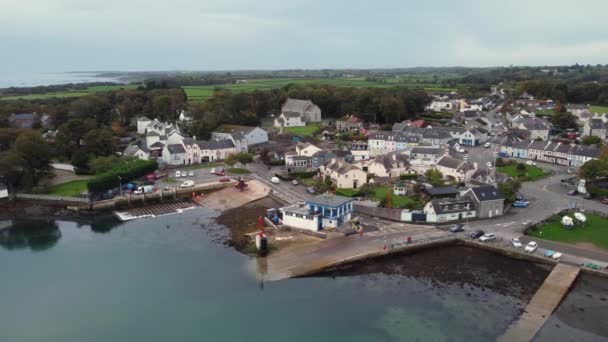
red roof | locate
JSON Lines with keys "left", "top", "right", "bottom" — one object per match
{"left": 411, "top": 120, "right": 425, "bottom": 128}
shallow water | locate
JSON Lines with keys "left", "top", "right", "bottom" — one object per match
{"left": 0, "top": 208, "right": 567, "bottom": 341}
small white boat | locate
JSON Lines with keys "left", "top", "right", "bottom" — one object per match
{"left": 574, "top": 212, "right": 587, "bottom": 223}
{"left": 562, "top": 215, "right": 574, "bottom": 227}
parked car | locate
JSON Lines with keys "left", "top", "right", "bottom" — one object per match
{"left": 516, "top": 194, "right": 525, "bottom": 201}
{"left": 306, "top": 187, "right": 316, "bottom": 194}
{"left": 479, "top": 233, "right": 497, "bottom": 242}
{"left": 600, "top": 197, "right": 608, "bottom": 205}
{"left": 175, "top": 170, "right": 182, "bottom": 178}
{"left": 469, "top": 230, "right": 485, "bottom": 239}
{"left": 188, "top": 171, "right": 195, "bottom": 177}
{"left": 292, "top": 179, "right": 299, "bottom": 185}
{"left": 511, "top": 238, "right": 522, "bottom": 248}
{"left": 486, "top": 161, "right": 492, "bottom": 168}
{"left": 524, "top": 241, "right": 538, "bottom": 253}
{"left": 458, "top": 148, "right": 466, "bottom": 153}
{"left": 567, "top": 189, "right": 577, "bottom": 196}
{"left": 498, "top": 151, "right": 509, "bottom": 158}
{"left": 215, "top": 170, "right": 225, "bottom": 176}
{"left": 218, "top": 177, "right": 230, "bottom": 183}
{"left": 210, "top": 168, "right": 216, "bottom": 174}
{"left": 181, "top": 180, "right": 194, "bottom": 188}
{"left": 271, "top": 177, "right": 280, "bottom": 184}
{"left": 512, "top": 200, "right": 529, "bottom": 208}
{"left": 449, "top": 224, "right": 466, "bottom": 233}
{"left": 484, "top": 142, "right": 491, "bottom": 148}
{"left": 526, "top": 160, "right": 537, "bottom": 166}
{"left": 584, "top": 193, "right": 592, "bottom": 199}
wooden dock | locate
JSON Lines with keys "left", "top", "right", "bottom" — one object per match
{"left": 498, "top": 263, "right": 580, "bottom": 342}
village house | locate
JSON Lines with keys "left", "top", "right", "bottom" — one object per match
{"left": 464, "top": 186, "right": 504, "bottom": 218}
{"left": 567, "top": 104, "right": 589, "bottom": 116}
{"left": 319, "top": 159, "right": 367, "bottom": 189}
{"left": 198, "top": 139, "right": 237, "bottom": 162}
{"left": 162, "top": 144, "right": 187, "bottom": 166}
{"left": 354, "top": 152, "right": 410, "bottom": 179}
{"left": 8, "top": 113, "right": 40, "bottom": 129}
{"left": 511, "top": 117, "right": 550, "bottom": 141}
{"left": 368, "top": 131, "right": 420, "bottom": 156}
{"left": 136, "top": 116, "right": 152, "bottom": 134}
{"left": 435, "top": 156, "right": 476, "bottom": 182}
{"left": 453, "top": 128, "right": 488, "bottom": 146}
{"left": 274, "top": 112, "right": 305, "bottom": 129}
{"left": 280, "top": 194, "right": 354, "bottom": 232}
{"left": 409, "top": 146, "right": 444, "bottom": 166}
{"left": 281, "top": 98, "right": 322, "bottom": 123}
{"left": 423, "top": 198, "right": 477, "bottom": 223}
{"left": 336, "top": 115, "right": 363, "bottom": 132}
{"left": 123, "top": 144, "right": 150, "bottom": 160}
{"left": 212, "top": 125, "right": 268, "bottom": 152}
{"left": 583, "top": 118, "right": 608, "bottom": 139}
{"left": 0, "top": 183, "right": 7, "bottom": 199}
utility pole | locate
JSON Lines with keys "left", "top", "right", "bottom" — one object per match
{"left": 118, "top": 176, "right": 122, "bottom": 197}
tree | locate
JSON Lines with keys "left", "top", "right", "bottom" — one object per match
{"left": 551, "top": 111, "right": 578, "bottom": 130}
{"left": 89, "top": 155, "right": 130, "bottom": 174}
{"left": 84, "top": 129, "right": 115, "bottom": 157}
{"left": 580, "top": 159, "right": 606, "bottom": 180}
{"left": 225, "top": 152, "right": 254, "bottom": 167}
{"left": 14, "top": 131, "right": 50, "bottom": 184}
{"left": 498, "top": 179, "right": 522, "bottom": 203}
{"left": 516, "top": 163, "right": 527, "bottom": 172}
{"left": 582, "top": 135, "right": 603, "bottom": 146}
{"left": 0, "top": 150, "right": 26, "bottom": 193}
{"left": 424, "top": 168, "right": 444, "bottom": 187}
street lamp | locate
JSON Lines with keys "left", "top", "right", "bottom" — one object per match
{"left": 118, "top": 176, "right": 122, "bottom": 197}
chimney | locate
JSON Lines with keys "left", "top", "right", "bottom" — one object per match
{"left": 473, "top": 162, "right": 478, "bottom": 169}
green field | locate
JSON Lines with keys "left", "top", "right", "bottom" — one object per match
{"left": 590, "top": 105, "right": 608, "bottom": 114}
{"left": 0, "top": 84, "right": 139, "bottom": 101}
{"left": 47, "top": 180, "right": 89, "bottom": 197}
{"left": 497, "top": 164, "right": 550, "bottom": 181}
{"left": 535, "top": 109, "right": 555, "bottom": 116}
{"left": 183, "top": 77, "right": 456, "bottom": 102}
{"left": 527, "top": 213, "right": 608, "bottom": 250}
{"left": 282, "top": 123, "right": 322, "bottom": 136}
{"left": 372, "top": 186, "right": 422, "bottom": 209}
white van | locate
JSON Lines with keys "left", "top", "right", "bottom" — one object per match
{"left": 270, "top": 177, "right": 280, "bottom": 184}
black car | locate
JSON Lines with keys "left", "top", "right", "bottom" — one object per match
{"left": 449, "top": 224, "right": 465, "bottom": 233}
{"left": 469, "top": 230, "right": 485, "bottom": 239}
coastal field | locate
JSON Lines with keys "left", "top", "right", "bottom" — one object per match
{"left": 0, "top": 84, "right": 139, "bottom": 101}
{"left": 527, "top": 213, "right": 608, "bottom": 251}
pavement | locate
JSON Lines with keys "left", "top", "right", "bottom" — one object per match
{"left": 246, "top": 162, "right": 313, "bottom": 203}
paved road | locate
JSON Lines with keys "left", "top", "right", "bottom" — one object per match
{"left": 246, "top": 163, "right": 312, "bottom": 203}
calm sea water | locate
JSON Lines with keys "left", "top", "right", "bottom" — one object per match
{"left": 0, "top": 208, "right": 598, "bottom": 342}
{"left": 0, "top": 71, "right": 120, "bottom": 88}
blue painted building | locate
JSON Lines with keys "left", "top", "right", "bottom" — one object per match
{"left": 281, "top": 194, "right": 355, "bottom": 231}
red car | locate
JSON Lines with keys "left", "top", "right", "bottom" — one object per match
{"left": 219, "top": 177, "right": 231, "bottom": 183}
{"left": 215, "top": 171, "right": 225, "bottom": 176}
{"left": 600, "top": 197, "right": 608, "bottom": 205}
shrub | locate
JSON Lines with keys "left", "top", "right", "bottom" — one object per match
{"left": 289, "top": 171, "right": 317, "bottom": 179}
{"left": 399, "top": 173, "right": 418, "bottom": 181}
{"left": 87, "top": 159, "right": 157, "bottom": 193}
{"left": 516, "top": 163, "right": 527, "bottom": 172}
{"left": 495, "top": 157, "right": 507, "bottom": 167}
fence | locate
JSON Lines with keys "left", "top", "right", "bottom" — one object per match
{"left": 354, "top": 204, "right": 404, "bottom": 222}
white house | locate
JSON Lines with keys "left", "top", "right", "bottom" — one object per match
{"left": 212, "top": 125, "right": 268, "bottom": 152}
{"left": 123, "top": 144, "right": 150, "bottom": 160}
{"left": 512, "top": 117, "right": 550, "bottom": 141}
{"left": 282, "top": 98, "right": 322, "bottom": 122}
{"left": 162, "top": 144, "right": 187, "bottom": 165}
{"left": 454, "top": 128, "right": 488, "bottom": 146}
{"left": 274, "top": 112, "right": 305, "bottom": 128}
{"left": 582, "top": 118, "right": 608, "bottom": 139}
{"left": 354, "top": 153, "right": 410, "bottom": 178}
{"left": 423, "top": 198, "right": 477, "bottom": 223}
{"left": 319, "top": 159, "right": 367, "bottom": 189}
{"left": 137, "top": 116, "right": 152, "bottom": 134}
{"left": 435, "top": 156, "right": 476, "bottom": 182}
{"left": 198, "top": 139, "right": 237, "bottom": 162}
{"left": 296, "top": 142, "right": 322, "bottom": 157}
{"left": 409, "top": 146, "right": 444, "bottom": 166}
{"left": 280, "top": 194, "right": 355, "bottom": 231}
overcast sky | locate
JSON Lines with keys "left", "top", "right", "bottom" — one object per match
{"left": 2, "top": 0, "right": 608, "bottom": 72}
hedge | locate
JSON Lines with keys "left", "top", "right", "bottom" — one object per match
{"left": 87, "top": 159, "right": 157, "bottom": 193}
{"left": 399, "top": 173, "right": 418, "bottom": 181}
{"left": 289, "top": 171, "right": 317, "bottom": 179}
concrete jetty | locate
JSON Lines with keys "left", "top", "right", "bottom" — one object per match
{"left": 498, "top": 263, "right": 580, "bottom": 342}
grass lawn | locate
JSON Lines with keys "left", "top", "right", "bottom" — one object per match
{"left": 283, "top": 123, "right": 322, "bottom": 136}
{"left": 301, "top": 178, "right": 317, "bottom": 186}
{"left": 47, "top": 180, "right": 89, "bottom": 197}
{"left": 535, "top": 109, "right": 555, "bottom": 116}
{"left": 590, "top": 105, "right": 608, "bottom": 114}
{"left": 227, "top": 167, "right": 250, "bottom": 174}
{"left": 497, "top": 164, "right": 550, "bottom": 181}
{"left": 336, "top": 188, "right": 361, "bottom": 197}
{"left": 372, "top": 186, "right": 423, "bottom": 209}
{"left": 528, "top": 213, "right": 608, "bottom": 250}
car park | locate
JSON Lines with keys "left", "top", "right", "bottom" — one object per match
{"left": 479, "top": 233, "right": 496, "bottom": 242}
{"left": 469, "top": 230, "right": 484, "bottom": 239}
{"left": 180, "top": 180, "right": 194, "bottom": 188}
{"left": 511, "top": 238, "right": 522, "bottom": 248}
{"left": 524, "top": 241, "right": 538, "bottom": 253}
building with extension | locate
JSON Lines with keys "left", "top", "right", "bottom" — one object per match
{"left": 8, "top": 113, "right": 40, "bottom": 129}
{"left": 319, "top": 159, "right": 367, "bottom": 189}
{"left": 198, "top": 139, "right": 237, "bottom": 162}
{"left": 511, "top": 117, "right": 550, "bottom": 141}
{"left": 423, "top": 198, "right": 477, "bottom": 223}
{"left": 464, "top": 186, "right": 504, "bottom": 218}
{"left": 212, "top": 125, "right": 268, "bottom": 152}
{"left": 123, "top": 144, "right": 150, "bottom": 160}
{"left": 280, "top": 194, "right": 354, "bottom": 231}
{"left": 354, "top": 152, "right": 410, "bottom": 179}
{"left": 281, "top": 98, "right": 322, "bottom": 122}
{"left": 274, "top": 112, "right": 305, "bottom": 129}
{"left": 336, "top": 115, "right": 363, "bottom": 132}
{"left": 409, "top": 146, "right": 444, "bottom": 166}
{"left": 435, "top": 156, "right": 476, "bottom": 182}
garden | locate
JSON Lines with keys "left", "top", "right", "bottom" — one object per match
{"left": 527, "top": 212, "right": 608, "bottom": 251}
{"left": 496, "top": 160, "right": 550, "bottom": 182}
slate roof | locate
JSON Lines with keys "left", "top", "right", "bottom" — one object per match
{"left": 588, "top": 118, "right": 606, "bottom": 129}
{"left": 197, "top": 139, "right": 236, "bottom": 150}
{"left": 411, "top": 146, "right": 443, "bottom": 155}
{"left": 514, "top": 117, "right": 550, "bottom": 130}
{"left": 146, "top": 131, "right": 160, "bottom": 137}
{"left": 123, "top": 144, "right": 142, "bottom": 156}
{"left": 282, "top": 98, "right": 317, "bottom": 114}
{"left": 166, "top": 144, "right": 186, "bottom": 154}
{"left": 325, "top": 159, "right": 362, "bottom": 175}
{"left": 214, "top": 124, "right": 257, "bottom": 135}
{"left": 468, "top": 186, "right": 504, "bottom": 202}
{"left": 431, "top": 198, "right": 475, "bottom": 214}
{"left": 149, "top": 141, "right": 165, "bottom": 149}
{"left": 307, "top": 194, "right": 353, "bottom": 207}
{"left": 424, "top": 186, "right": 460, "bottom": 197}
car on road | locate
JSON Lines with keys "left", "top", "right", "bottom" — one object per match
{"left": 600, "top": 197, "right": 608, "bottom": 205}
{"left": 449, "top": 224, "right": 466, "bottom": 233}
{"left": 484, "top": 142, "right": 491, "bottom": 148}
{"left": 292, "top": 179, "right": 299, "bottom": 185}
{"left": 306, "top": 187, "right": 316, "bottom": 194}
{"left": 511, "top": 238, "right": 522, "bottom": 248}
{"left": 210, "top": 168, "right": 215, "bottom": 173}
{"left": 516, "top": 194, "right": 525, "bottom": 201}
{"left": 498, "top": 151, "right": 509, "bottom": 158}
{"left": 188, "top": 171, "right": 195, "bottom": 177}
{"left": 215, "top": 170, "right": 225, "bottom": 176}
{"left": 524, "top": 241, "right": 538, "bottom": 253}
{"left": 567, "top": 189, "right": 578, "bottom": 196}
{"left": 218, "top": 177, "right": 230, "bottom": 183}
{"left": 512, "top": 200, "right": 529, "bottom": 208}
{"left": 457, "top": 148, "right": 466, "bottom": 153}
{"left": 181, "top": 180, "right": 194, "bottom": 188}
{"left": 479, "top": 233, "right": 497, "bottom": 242}
{"left": 486, "top": 161, "right": 492, "bottom": 168}
{"left": 175, "top": 170, "right": 182, "bottom": 178}
{"left": 526, "top": 160, "right": 537, "bottom": 166}
{"left": 270, "top": 176, "right": 280, "bottom": 184}
{"left": 469, "top": 230, "right": 485, "bottom": 239}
